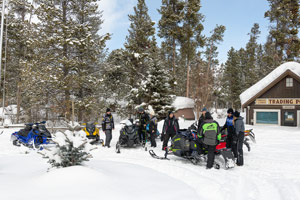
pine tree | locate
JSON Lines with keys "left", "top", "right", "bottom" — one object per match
{"left": 222, "top": 48, "right": 243, "bottom": 109}
{"left": 34, "top": 0, "right": 109, "bottom": 121}
{"left": 190, "top": 25, "right": 225, "bottom": 116}
{"left": 158, "top": 0, "right": 185, "bottom": 81}
{"left": 265, "top": 0, "right": 300, "bottom": 63}
{"left": 244, "top": 23, "right": 261, "bottom": 89}
{"left": 4, "top": 0, "right": 34, "bottom": 122}
{"left": 179, "top": 0, "right": 205, "bottom": 97}
{"left": 142, "top": 41, "right": 173, "bottom": 119}
{"left": 123, "top": 0, "right": 156, "bottom": 113}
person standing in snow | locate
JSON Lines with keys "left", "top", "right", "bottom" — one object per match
{"left": 102, "top": 108, "right": 114, "bottom": 148}
{"left": 220, "top": 108, "right": 234, "bottom": 149}
{"left": 162, "top": 111, "right": 179, "bottom": 150}
{"left": 232, "top": 111, "right": 245, "bottom": 166}
{"left": 138, "top": 107, "right": 150, "bottom": 145}
{"left": 198, "top": 112, "right": 221, "bottom": 169}
{"left": 197, "top": 107, "right": 207, "bottom": 134}
{"left": 148, "top": 110, "right": 157, "bottom": 148}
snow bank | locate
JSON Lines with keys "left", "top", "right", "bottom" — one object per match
{"left": 172, "top": 96, "right": 195, "bottom": 110}
{"left": 240, "top": 62, "right": 300, "bottom": 105}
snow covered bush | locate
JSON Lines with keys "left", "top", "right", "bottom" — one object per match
{"left": 41, "top": 130, "right": 96, "bottom": 168}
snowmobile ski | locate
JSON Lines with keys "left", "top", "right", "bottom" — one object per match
{"left": 149, "top": 150, "right": 169, "bottom": 160}
{"left": 220, "top": 150, "right": 235, "bottom": 169}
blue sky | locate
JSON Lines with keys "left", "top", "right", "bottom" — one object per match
{"left": 98, "top": 0, "right": 270, "bottom": 64}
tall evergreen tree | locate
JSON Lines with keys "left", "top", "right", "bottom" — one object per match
{"left": 33, "top": 0, "right": 109, "bottom": 121}
{"left": 222, "top": 47, "right": 243, "bottom": 109}
{"left": 179, "top": 0, "right": 205, "bottom": 97}
{"left": 158, "top": 0, "right": 185, "bottom": 80}
{"left": 123, "top": 0, "right": 156, "bottom": 113}
{"left": 265, "top": 0, "right": 300, "bottom": 64}
{"left": 244, "top": 23, "right": 261, "bottom": 89}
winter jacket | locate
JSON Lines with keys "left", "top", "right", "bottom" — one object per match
{"left": 139, "top": 112, "right": 150, "bottom": 129}
{"left": 234, "top": 116, "right": 245, "bottom": 136}
{"left": 102, "top": 114, "right": 114, "bottom": 131}
{"left": 149, "top": 116, "right": 158, "bottom": 134}
{"left": 162, "top": 116, "right": 179, "bottom": 135}
{"left": 221, "top": 116, "right": 234, "bottom": 133}
{"left": 198, "top": 119, "right": 221, "bottom": 146}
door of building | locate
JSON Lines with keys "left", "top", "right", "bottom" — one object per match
{"left": 282, "top": 110, "right": 296, "bottom": 126}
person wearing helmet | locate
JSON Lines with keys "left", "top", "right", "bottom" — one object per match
{"left": 220, "top": 108, "right": 234, "bottom": 149}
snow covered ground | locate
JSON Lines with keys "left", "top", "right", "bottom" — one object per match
{"left": 1, "top": 119, "right": 300, "bottom": 200}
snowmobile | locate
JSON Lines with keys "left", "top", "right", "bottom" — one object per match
{"left": 83, "top": 122, "right": 104, "bottom": 146}
{"left": 149, "top": 122, "right": 235, "bottom": 170}
{"left": 11, "top": 121, "right": 52, "bottom": 150}
{"left": 116, "top": 119, "right": 141, "bottom": 153}
{"left": 243, "top": 129, "right": 256, "bottom": 151}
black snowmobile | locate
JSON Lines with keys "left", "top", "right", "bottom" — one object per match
{"left": 149, "top": 122, "right": 235, "bottom": 169}
{"left": 116, "top": 119, "right": 141, "bottom": 153}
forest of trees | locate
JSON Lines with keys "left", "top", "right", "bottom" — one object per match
{"left": 0, "top": 0, "right": 299, "bottom": 123}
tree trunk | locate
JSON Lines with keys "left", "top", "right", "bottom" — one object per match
{"left": 186, "top": 60, "right": 190, "bottom": 97}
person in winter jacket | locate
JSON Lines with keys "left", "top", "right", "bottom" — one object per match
{"left": 198, "top": 112, "right": 221, "bottom": 169}
{"left": 102, "top": 108, "right": 114, "bottom": 148}
{"left": 197, "top": 107, "right": 207, "bottom": 134}
{"left": 148, "top": 110, "right": 157, "bottom": 148}
{"left": 220, "top": 108, "right": 234, "bottom": 149}
{"left": 162, "top": 111, "right": 179, "bottom": 150}
{"left": 232, "top": 111, "right": 245, "bottom": 166}
{"left": 138, "top": 107, "right": 150, "bottom": 144}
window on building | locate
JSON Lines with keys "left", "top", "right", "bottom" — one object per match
{"left": 256, "top": 112, "right": 279, "bottom": 125}
{"left": 286, "top": 78, "right": 293, "bottom": 87}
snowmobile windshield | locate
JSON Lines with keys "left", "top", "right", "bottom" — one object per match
{"left": 124, "top": 120, "right": 133, "bottom": 127}
{"left": 86, "top": 123, "right": 95, "bottom": 134}
{"left": 37, "top": 124, "right": 51, "bottom": 138}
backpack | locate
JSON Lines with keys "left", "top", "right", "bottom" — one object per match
{"left": 202, "top": 122, "right": 219, "bottom": 146}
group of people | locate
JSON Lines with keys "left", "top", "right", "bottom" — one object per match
{"left": 196, "top": 108, "right": 245, "bottom": 169}
{"left": 101, "top": 106, "right": 245, "bottom": 169}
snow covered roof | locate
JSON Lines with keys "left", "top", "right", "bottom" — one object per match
{"left": 172, "top": 96, "right": 195, "bottom": 110}
{"left": 240, "top": 62, "right": 300, "bottom": 106}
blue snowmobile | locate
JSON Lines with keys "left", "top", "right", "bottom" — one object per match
{"left": 11, "top": 121, "right": 52, "bottom": 149}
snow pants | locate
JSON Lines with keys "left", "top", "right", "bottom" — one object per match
{"left": 232, "top": 132, "right": 244, "bottom": 166}
{"left": 150, "top": 132, "right": 157, "bottom": 147}
{"left": 226, "top": 126, "right": 234, "bottom": 149}
{"left": 162, "top": 132, "right": 175, "bottom": 150}
{"left": 139, "top": 128, "right": 146, "bottom": 144}
{"left": 105, "top": 130, "right": 112, "bottom": 147}
{"left": 206, "top": 145, "right": 216, "bottom": 169}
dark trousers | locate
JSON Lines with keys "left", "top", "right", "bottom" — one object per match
{"left": 162, "top": 132, "right": 175, "bottom": 150}
{"left": 207, "top": 145, "right": 216, "bottom": 168}
{"left": 232, "top": 132, "right": 244, "bottom": 166}
{"left": 226, "top": 127, "right": 234, "bottom": 149}
{"left": 150, "top": 132, "right": 157, "bottom": 147}
{"left": 139, "top": 128, "right": 146, "bottom": 143}
{"left": 105, "top": 130, "right": 112, "bottom": 147}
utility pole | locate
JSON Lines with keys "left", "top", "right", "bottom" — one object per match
{"left": 0, "top": 0, "right": 6, "bottom": 125}
{"left": 0, "top": 0, "right": 6, "bottom": 86}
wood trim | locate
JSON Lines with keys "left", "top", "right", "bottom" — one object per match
{"left": 242, "top": 70, "right": 300, "bottom": 109}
